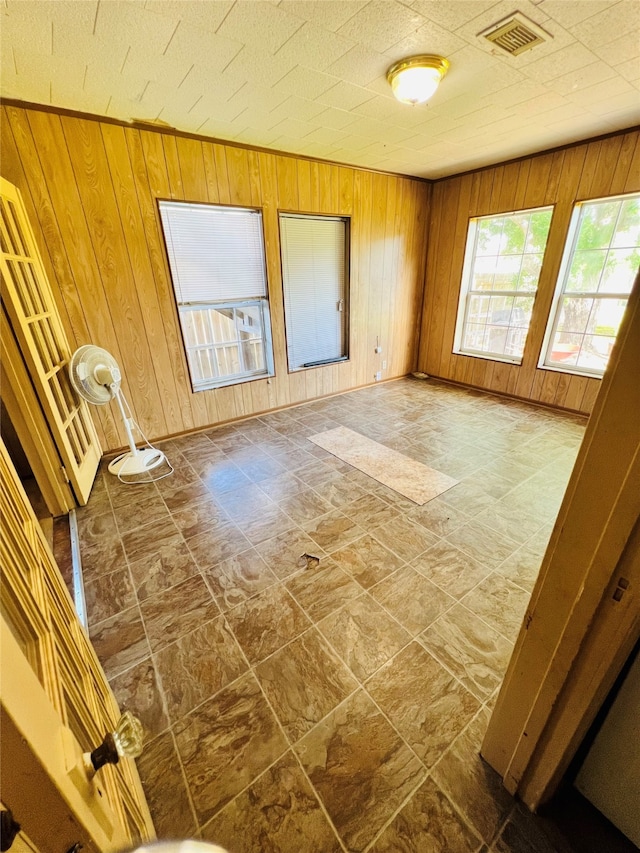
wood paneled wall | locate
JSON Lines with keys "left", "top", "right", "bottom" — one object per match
{"left": 1, "top": 105, "right": 429, "bottom": 451}
{"left": 418, "top": 128, "right": 640, "bottom": 414}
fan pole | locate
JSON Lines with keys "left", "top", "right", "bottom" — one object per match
{"left": 107, "top": 387, "right": 165, "bottom": 477}
{"left": 112, "top": 386, "right": 140, "bottom": 458}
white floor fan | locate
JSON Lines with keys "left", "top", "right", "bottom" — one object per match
{"left": 69, "top": 345, "right": 171, "bottom": 482}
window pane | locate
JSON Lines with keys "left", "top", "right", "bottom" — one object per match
{"left": 471, "top": 257, "right": 497, "bottom": 291}
{"left": 489, "top": 295, "right": 514, "bottom": 325}
{"left": 455, "top": 206, "right": 553, "bottom": 363}
{"left": 493, "top": 256, "right": 521, "bottom": 290}
{"left": 600, "top": 248, "right": 640, "bottom": 293}
{"left": 548, "top": 332, "right": 582, "bottom": 366}
{"left": 501, "top": 216, "right": 527, "bottom": 254}
{"left": 475, "top": 219, "right": 504, "bottom": 256}
{"left": 585, "top": 298, "right": 628, "bottom": 336}
{"left": 463, "top": 295, "right": 531, "bottom": 359}
{"left": 462, "top": 323, "right": 486, "bottom": 351}
{"left": 575, "top": 201, "right": 618, "bottom": 251}
{"left": 575, "top": 335, "right": 616, "bottom": 372}
{"left": 566, "top": 250, "right": 607, "bottom": 292}
{"left": 217, "top": 344, "right": 241, "bottom": 377}
{"left": 486, "top": 325, "right": 509, "bottom": 355}
{"left": 613, "top": 197, "right": 640, "bottom": 247}
{"left": 526, "top": 209, "right": 553, "bottom": 253}
{"left": 211, "top": 307, "right": 238, "bottom": 345}
{"left": 556, "top": 297, "right": 593, "bottom": 335}
{"left": 517, "top": 254, "right": 542, "bottom": 291}
{"left": 159, "top": 201, "right": 274, "bottom": 390}
{"left": 542, "top": 192, "right": 639, "bottom": 377}
{"left": 467, "top": 294, "right": 490, "bottom": 322}
{"left": 548, "top": 296, "right": 628, "bottom": 373}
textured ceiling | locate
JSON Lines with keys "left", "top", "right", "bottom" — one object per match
{"left": 1, "top": 0, "right": 639, "bottom": 178}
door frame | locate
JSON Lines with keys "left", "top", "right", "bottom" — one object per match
{"left": 482, "top": 272, "right": 640, "bottom": 808}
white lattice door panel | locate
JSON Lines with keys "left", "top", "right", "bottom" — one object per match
{"left": 0, "top": 176, "right": 101, "bottom": 505}
{"left": 0, "top": 438, "right": 155, "bottom": 849}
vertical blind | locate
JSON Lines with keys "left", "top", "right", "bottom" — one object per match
{"left": 158, "top": 201, "right": 267, "bottom": 302}
{"left": 280, "top": 214, "right": 348, "bottom": 370}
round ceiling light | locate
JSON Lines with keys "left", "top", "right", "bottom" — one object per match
{"left": 386, "top": 55, "right": 450, "bottom": 105}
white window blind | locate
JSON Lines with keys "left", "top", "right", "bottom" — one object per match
{"left": 280, "top": 214, "right": 348, "bottom": 370}
{"left": 158, "top": 200, "right": 273, "bottom": 391}
{"left": 159, "top": 201, "right": 267, "bottom": 302}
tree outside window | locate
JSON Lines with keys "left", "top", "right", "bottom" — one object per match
{"left": 454, "top": 206, "right": 553, "bottom": 363}
{"left": 542, "top": 194, "right": 639, "bottom": 376}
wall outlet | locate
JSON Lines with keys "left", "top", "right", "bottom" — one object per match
{"left": 382, "top": 360, "right": 387, "bottom": 369}
{"left": 375, "top": 371, "right": 382, "bottom": 381}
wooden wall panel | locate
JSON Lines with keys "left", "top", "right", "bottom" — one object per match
{"left": 418, "top": 128, "right": 640, "bottom": 414}
{"left": 2, "top": 105, "right": 430, "bottom": 452}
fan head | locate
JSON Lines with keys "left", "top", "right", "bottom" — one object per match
{"left": 69, "top": 345, "right": 121, "bottom": 406}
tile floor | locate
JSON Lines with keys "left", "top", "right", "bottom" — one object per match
{"left": 77, "top": 378, "right": 587, "bottom": 852}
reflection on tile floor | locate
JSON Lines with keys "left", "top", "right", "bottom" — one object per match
{"left": 78, "top": 378, "right": 586, "bottom": 852}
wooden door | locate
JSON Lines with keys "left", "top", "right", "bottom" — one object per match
{"left": 482, "top": 272, "right": 640, "bottom": 810}
{"left": 0, "top": 176, "right": 101, "bottom": 505}
{"left": 0, "top": 438, "right": 155, "bottom": 850}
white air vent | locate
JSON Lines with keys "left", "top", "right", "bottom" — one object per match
{"left": 479, "top": 12, "right": 550, "bottom": 56}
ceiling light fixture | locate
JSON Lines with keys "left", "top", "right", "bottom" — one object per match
{"left": 386, "top": 55, "right": 450, "bottom": 105}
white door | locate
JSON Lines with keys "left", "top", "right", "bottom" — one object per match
{"left": 0, "top": 438, "right": 155, "bottom": 849}
{"left": 0, "top": 176, "right": 101, "bottom": 505}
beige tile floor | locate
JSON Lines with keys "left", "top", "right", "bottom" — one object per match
{"left": 78, "top": 378, "right": 587, "bottom": 852}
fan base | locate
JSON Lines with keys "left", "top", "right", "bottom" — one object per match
{"left": 108, "top": 448, "right": 166, "bottom": 477}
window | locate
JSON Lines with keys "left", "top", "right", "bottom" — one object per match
{"left": 279, "top": 213, "right": 349, "bottom": 371}
{"left": 541, "top": 193, "right": 639, "bottom": 377}
{"left": 159, "top": 201, "right": 274, "bottom": 391}
{"left": 454, "top": 206, "right": 553, "bottom": 363}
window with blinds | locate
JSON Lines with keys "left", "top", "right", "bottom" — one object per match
{"left": 159, "top": 201, "right": 274, "bottom": 391}
{"left": 279, "top": 213, "right": 349, "bottom": 371}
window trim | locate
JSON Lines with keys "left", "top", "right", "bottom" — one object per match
{"left": 278, "top": 210, "right": 351, "bottom": 374}
{"left": 453, "top": 205, "right": 554, "bottom": 366}
{"left": 538, "top": 192, "right": 638, "bottom": 380}
{"left": 157, "top": 199, "right": 275, "bottom": 393}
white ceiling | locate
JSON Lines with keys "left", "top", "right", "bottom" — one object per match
{"left": 1, "top": 0, "right": 639, "bottom": 178}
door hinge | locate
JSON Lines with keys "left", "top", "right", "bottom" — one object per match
{"left": 61, "top": 466, "right": 70, "bottom": 484}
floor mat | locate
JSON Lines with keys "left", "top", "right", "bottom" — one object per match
{"left": 308, "top": 426, "right": 458, "bottom": 505}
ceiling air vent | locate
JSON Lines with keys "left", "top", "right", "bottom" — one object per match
{"left": 479, "top": 13, "right": 550, "bottom": 57}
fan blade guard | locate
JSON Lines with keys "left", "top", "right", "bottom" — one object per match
{"left": 69, "top": 345, "right": 121, "bottom": 406}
